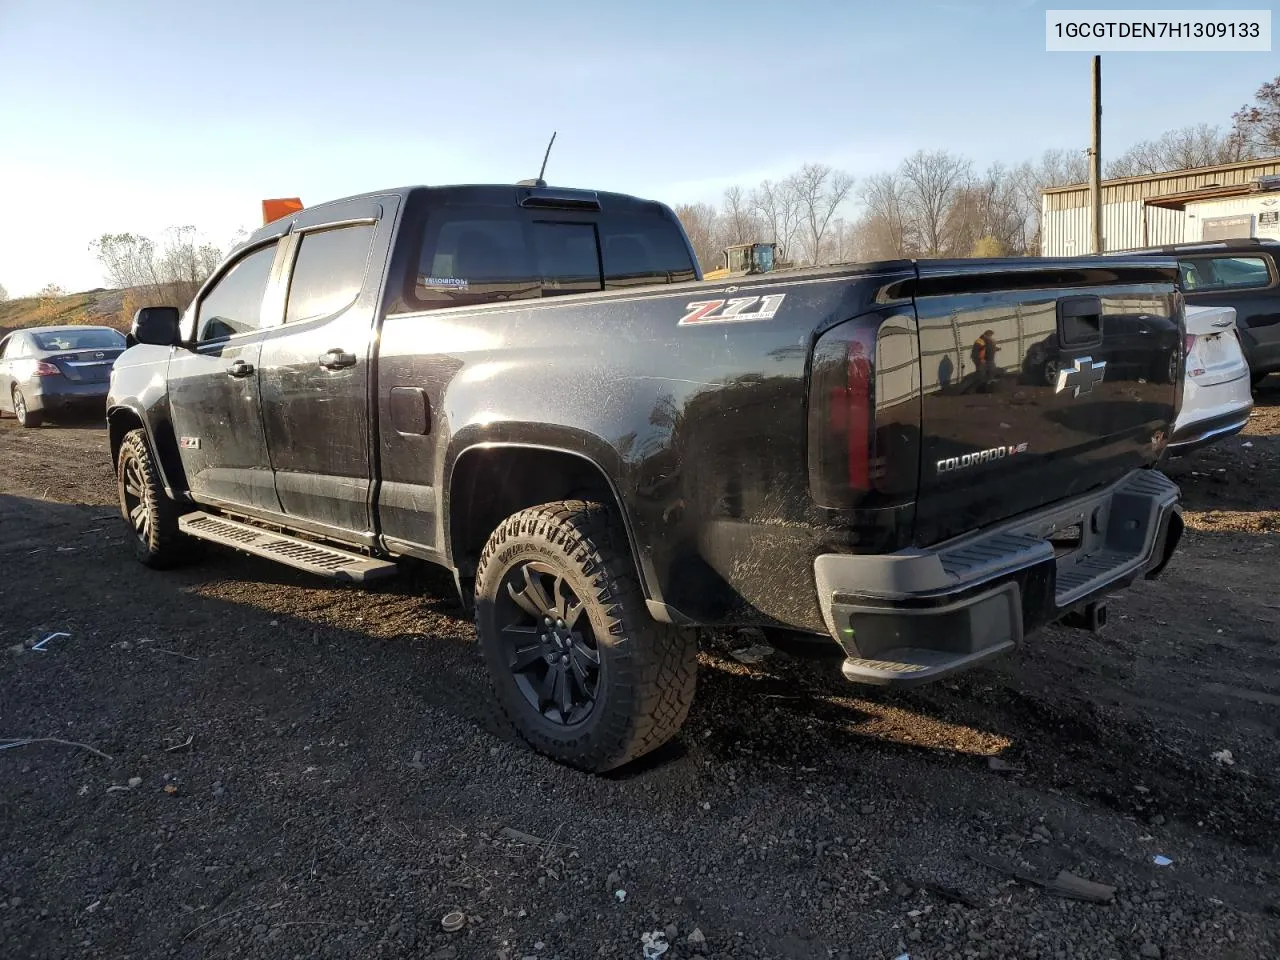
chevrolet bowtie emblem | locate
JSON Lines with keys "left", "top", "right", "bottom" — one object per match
{"left": 1055, "top": 356, "right": 1106, "bottom": 398}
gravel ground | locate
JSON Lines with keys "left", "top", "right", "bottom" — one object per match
{"left": 1, "top": 389, "right": 1279, "bottom": 960}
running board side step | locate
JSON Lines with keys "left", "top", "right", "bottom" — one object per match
{"left": 178, "top": 512, "right": 398, "bottom": 582}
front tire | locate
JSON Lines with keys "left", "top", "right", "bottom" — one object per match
{"left": 116, "top": 428, "right": 193, "bottom": 568}
{"left": 474, "top": 500, "right": 698, "bottom": 772}
{"left": 13, "top": 388, "right": 42, "bottom": 428}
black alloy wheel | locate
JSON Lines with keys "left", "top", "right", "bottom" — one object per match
{"left": 498, "top": 561, "right": 601, "bottom": 725}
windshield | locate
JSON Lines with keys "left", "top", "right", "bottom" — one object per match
{"left": 33, "top": 328, "right": 125, "bottom": 351}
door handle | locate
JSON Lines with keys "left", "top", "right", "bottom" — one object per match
{"left": 319, "top": 348, "right": 357, "bottom": 370}
{"left": 227, "top": 359, "right": 255, "bottom": 378}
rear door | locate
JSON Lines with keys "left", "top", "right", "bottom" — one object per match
{"left": 912, "top": 259, "right": 1181, "bottom": 546}
{"left": 257, "top": 197, "right": 392, "bottom": 537}
{"left": 167, "top": 239, "right": 284, "bottom": 512}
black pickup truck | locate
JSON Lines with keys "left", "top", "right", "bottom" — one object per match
{"left": 108, "top": 182, "right": 1184, "bottom": 771}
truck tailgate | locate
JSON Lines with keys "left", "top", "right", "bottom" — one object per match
{"left": 910, "top": 258, "right": 1182, "bottom": 546}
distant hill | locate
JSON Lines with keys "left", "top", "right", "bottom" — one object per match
{"left": 0, "top": 288, "right": 130, "bottom": 339}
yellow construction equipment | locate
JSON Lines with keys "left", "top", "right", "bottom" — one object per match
{"left": 703, "top": 241, "right": 783, "bottom": 281}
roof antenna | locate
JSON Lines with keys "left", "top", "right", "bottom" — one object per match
{"left": 537, "top": 131, "right": 557, "bottom": 185}
{"left": 518, "top": 132, "right": 557, "bottom": 188}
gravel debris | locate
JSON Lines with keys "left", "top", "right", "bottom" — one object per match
{"left": 1, "top": 399, "right": 1279, "bottom": 959}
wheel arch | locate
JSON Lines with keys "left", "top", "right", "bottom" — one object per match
{"left": 107, "top": 403, "right": 187, "bottom": 500}
{"left": 444, "top": 433, "right": 660, "bottom": 609}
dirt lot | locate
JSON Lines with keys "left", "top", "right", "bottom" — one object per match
{"left": 2, "top": 391, "right": 1279, "bottom": 960}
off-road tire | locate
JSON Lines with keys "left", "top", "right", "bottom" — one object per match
{"left": 474, "top": 500, "right": 698, "bottom": 772}
{"left": 116, "top": 428, "right": 193, "bottom": 569}
{"left": 13, "top": 387, "right": 42, "bottom": 428}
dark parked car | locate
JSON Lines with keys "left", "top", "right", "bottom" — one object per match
{"left": 107, "top": 182, "right": 1184, "bottom": 772}
{"left": 1021, "top": 311, "right": 1182, "bottom": 388}
{"left": 0, "top": 325, "right": 127, "bottom": 427}
{"left": 1116, "top": 238, "right": 1280, "bottom": 387}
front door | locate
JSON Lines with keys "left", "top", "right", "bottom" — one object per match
{"left": 168, "top": 239, "right": 284, "bottom": 512}
{"left": 257, "top": 199, "right": 389, "bottom": 536}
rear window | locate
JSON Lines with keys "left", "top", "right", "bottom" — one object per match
{"left": 409, "top": 206, "right": 695, "bottom": 310}
{"left": 33, "top": 329, "right": 125, "bottom": 351}
{"left": 601, "top": 216, "right": 698, "bottom": 289}
{"left": 1178, "top": 256, "right": 1272, "bottom": 292}
{"left": 285, "top": 224, "right": 375, "bottom": 324}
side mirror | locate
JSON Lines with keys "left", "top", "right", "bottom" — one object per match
{"left": 128, "top": 306, "right": 182, "bottom": 347}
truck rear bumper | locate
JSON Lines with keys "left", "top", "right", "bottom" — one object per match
{"left": 814, "top": 469, "right": 1182, "bottom": 687}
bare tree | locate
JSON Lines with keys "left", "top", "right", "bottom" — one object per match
{"left": 750, "top": 179, "right": 802, "bottom": 263}
{"left": 674, "top": 203, "right": 723, "bottom": 273}
{"left": 945, "top": 164, "right": 1025, "bottom": 256}
{"left": 721, "top": 186, "right": 759, "bottom": 246}
{"left": 1233, "top": 74, "right": 1280, "bottom": 157}
{"left": 1106, "top": 123, "right": 1253, "bottom": 178}
{"left": 857, "top": 172, "right": 912, "bottom": 259}
{"left": 91, "top": 226, "right": 228, "bottom": 312}
{"left": 789, "top": 163, "right": 856, "bottom": 265}
{"left": 90, "top": 233, "right": 163, "bottom": 290}
{"left": 157, "top": 226, "right": 225, "bottom": 307}
{"left": 0, "top": 281, "right": 8, "bottom": 302}
{"left": 900, "top": 150, "right": 972, "bottom": 256}
{"left": 1011, "top": 148, "right": 1091, "bottom": 255}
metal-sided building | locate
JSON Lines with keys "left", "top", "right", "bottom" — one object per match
{"left": 1041, "top": 157, "right": 1280, "bottom": 255}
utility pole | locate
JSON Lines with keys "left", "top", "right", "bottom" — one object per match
{"left": 1089, "top": 55, "right": 1103, "bottom": 254}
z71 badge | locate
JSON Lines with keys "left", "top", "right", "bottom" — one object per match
{"left": 679, "top": 294, "right": 786, "bottom": 326}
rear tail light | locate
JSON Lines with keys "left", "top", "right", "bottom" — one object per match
{"left": 1183, "top": 333, "right": 1196, "bottom": 357}
{"left": 809, "top": 325, "right": 874, "bottom": 507}
{"left": 33, "top": 361, "right": 61, "bottom": 377}
{"left": 806, "top": 317, "right": 918, "bottom": 509}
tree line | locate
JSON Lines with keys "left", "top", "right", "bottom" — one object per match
{"left": 678, "top": 72, "right": 1280, "bottom": 271}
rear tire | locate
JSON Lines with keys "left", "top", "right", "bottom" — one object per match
{"left": 13, "top": 388, "right": 42, "bottom": 428}
{"left": 116, "top": 428, "right": 193, "bottom": 569}
{"left": 474, "top": 500, "right": 698, "bottom": 772}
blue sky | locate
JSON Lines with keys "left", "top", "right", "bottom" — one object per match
{"left": 0, "top": 0, "right": 1273, "bottom": 295}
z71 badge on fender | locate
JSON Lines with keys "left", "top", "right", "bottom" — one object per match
{"left": 679, "top": 294, "right": 786, "bottom": 326}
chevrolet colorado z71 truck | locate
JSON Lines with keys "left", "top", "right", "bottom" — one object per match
{"left": 108, "top": 182, "right": 1185, "bottom": 771}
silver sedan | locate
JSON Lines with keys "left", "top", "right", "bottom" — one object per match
{"left": 0, "top": 325, "right": 127, "bottom": 427}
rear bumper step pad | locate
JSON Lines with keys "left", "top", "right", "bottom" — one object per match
{"left": 815, "top": 469, "right": 1181, "bottom": 686}
{"left": 178, "top": 512, "right": 397, "bottom": 582}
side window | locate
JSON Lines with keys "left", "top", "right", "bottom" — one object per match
{"left": 0, "top": 336, "right": 15, "bottom": 360}
{"left": 407, "top": 206, "right": 695, "bottom": 310}
{"left": 1178, "top": 260, "right": 1207, "bottom": 290}
{"left": 1207, "top": 256, "right": 1272, "bottom": 290}
{"left": 285, "top": 223, "right": 376, "bottom": 324}
{"left": 414, "top": 213, "right": 538, "bottom": 309}
{"left": 1180, "top": 256, "right": 1272, "bottom": 292}
{"left": 600, "top": 215, "right": 697, "bottom": 289}
{"left": 196, "top": 242, "right": 279, "bottom": 342}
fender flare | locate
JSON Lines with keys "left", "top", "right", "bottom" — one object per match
{"left": 442, "top": 424, "right": 667, "bottom": 610}
{"left": 107, "top": 402, "right": 187, "bottom": 501}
